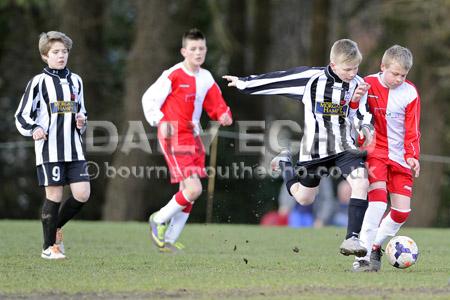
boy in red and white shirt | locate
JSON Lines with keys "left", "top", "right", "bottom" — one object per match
{"left": 354, "top": 45, "right": 421, "bottom": 271}
{"left": 142, "top": 28, "right": 232, "bottom": 252}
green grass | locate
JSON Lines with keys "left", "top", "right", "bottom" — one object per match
{"left": 0, "top": 221, "right": 449, "bottom": 299}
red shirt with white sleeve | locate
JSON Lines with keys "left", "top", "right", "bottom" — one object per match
{"left": 142, "top": 62, "right": 231, "bottom": 136}
{"left": 364, "top": 73, "right": 421, "bottom": 169}
{"left": 142, "top": 62, "right": 232, "bottom": 183}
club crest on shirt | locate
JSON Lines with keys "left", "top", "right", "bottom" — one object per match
{"left": 184, "top": 93, "right": 196, "bottom": 102}
{"left": 344, "top": 90, "right": 352, "bottom": 102}
{"left": 71, "top": 85, "right": 79, "bottom": 94}
{"left": 50, "top": 101, "right": 79, "bottom": 114}
{"left": 315, "top": 102, "right": 348, "bottom": 116}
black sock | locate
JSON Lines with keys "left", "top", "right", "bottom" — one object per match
{"left": 42, "top": 199, "right": 61, "bottom": 249}
{"left": 57, "top": 196, "right": 85, "bottom": 228}
{"left": 346, "top": 198, "right": 368, "bottom": 239}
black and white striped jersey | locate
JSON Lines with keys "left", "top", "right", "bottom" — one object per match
{"left": 15, "top": 67, "right": 87, "bottom": 166}
{"left": 235, "top": 65, "right": 372, "bottom": 162}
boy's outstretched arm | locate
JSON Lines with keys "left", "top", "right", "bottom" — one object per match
{"left": 223, "top": 66, "right": 320, "bottom": 101}
{"left": 222, "top": 75, "right": 238, "bottom": 87}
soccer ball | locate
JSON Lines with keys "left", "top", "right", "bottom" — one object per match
{"left": 385, "top": 236, "right": 419, "bottom": 269}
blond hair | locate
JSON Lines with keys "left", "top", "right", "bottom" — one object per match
{"left": 38, "top": 31, "right": 73, "bottom": 62}
{"left": 382, "top": 45, "right": 413, "bottom": 71}
{"left": 330, "top": 39, "right": 362, "bottom": 64}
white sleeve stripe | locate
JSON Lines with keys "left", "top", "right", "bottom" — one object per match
{"left": 239, "top": 69, "right": 321, "bottom": 89}
{"left": 250, "top": 86, "right": 306, "bottom": 96}
{"left": 15, "top": 76, "right": 41, "bottom": 135}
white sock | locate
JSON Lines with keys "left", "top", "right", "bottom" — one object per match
{"left": 373, "top": 211, "right": 406, "bottom": 247}
{"left": 357, "top": 201, "right": 387, "bottom": 261}
{"left": 165, "top": 211, "right": 190, "bottom": 243}
{"left": 153, "top": 192, "right": 189, "bottom": 224}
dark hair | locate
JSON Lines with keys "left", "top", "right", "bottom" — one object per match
{"left": 182, "top": 28, "right": 205, "bottom": 47}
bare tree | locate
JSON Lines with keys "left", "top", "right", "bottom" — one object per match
{"left": 60, "top": 0, "right": 108, "bottom": 219}
{"left": 102, "top": 0, "right": 193, "bottom": 220}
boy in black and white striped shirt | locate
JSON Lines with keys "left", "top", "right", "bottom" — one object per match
{"left": 15, "top": 31, "right": 90, "bottom": 260}
{"left": 224, "top": 39, "right": 373, "bottom": 260}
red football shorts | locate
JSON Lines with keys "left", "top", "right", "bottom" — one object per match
{"left": 366, "top": 156, "right": 413, "bottom": 197}
{"left": 158, "top": 131, "right": 207, "bottom": 184}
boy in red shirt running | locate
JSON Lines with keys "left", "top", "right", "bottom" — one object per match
{"left": 142, "top": 28, "right": 232, "bottom": 252}
{"left": 354, "top": 45, "right": 421, "bottom": 271}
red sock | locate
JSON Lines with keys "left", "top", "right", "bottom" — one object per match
{"left": 175, "top": 191, "right": 190, "bottom": 207}
{"left": 182, "top": 203, "right": 193, "bottom": 213}
{"left": 368, "top": 189, "right": 387, "bottom": 203}
{"left": 390, "top": 208, "right": 410, "bottom": 223}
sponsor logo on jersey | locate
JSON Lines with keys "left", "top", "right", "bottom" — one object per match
{"left": 368, "top": 94, "right": 379, "bottom": 98}
{"left": 386, "top": 111, "right": 403, "bottom": 119}
{"left": 50, "top": 101, "right": 79, "bottom": 114}
{"left": 404, "top": 185, "right": 412, "bottom": 191}
{"left": 315, "top": 102, "right": 348, "bottom": 116}
{"left": 179, "top": 84, "right": 190, "bottom": 88}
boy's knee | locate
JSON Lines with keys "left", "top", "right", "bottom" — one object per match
{"left": 349, "top": 178, "right": 369, "bottom": 196}
{"left": 45, "top": 189, "right": 63, "bottom": 202}
{"left": 73, "top": 189, "right": 90, "bottom": 203}
{"left": 294, "top": 196, "right": 315, "bottom": 206}
{"left": 184, "top": 185, "right": 202, "bottom": 202}
{"left": 390, "top": 208, "right": 410, "bottom": 223}
{"left": 291, "top": 183, "right": 317, "bottom": 206}
{"left": 293, "top": 191, "right": 315, "bottom": 206}
{"left": 359, "top": 178, "right": 370, "bottom": 190}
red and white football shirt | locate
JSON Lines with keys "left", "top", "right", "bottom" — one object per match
{"left": 142, "top": 62, "right": 231, "bottom": 135}
{"left": 142, "top": 62, "right": 232, "bottom": 183}
{"left": 364, "top": 73, "right": 421, "bottom": 168}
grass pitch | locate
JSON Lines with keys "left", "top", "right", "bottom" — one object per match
{"left": 0, "top": 220, "right": 449, "bottom": 299}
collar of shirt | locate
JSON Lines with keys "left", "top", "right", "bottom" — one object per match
{"left": 44, "top": 67, "right": 70, "bottom": 79}
{"left": 325, "top": 65, "right": 343, "bottom": 83}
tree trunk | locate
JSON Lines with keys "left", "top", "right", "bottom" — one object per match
{"left": 102, "top": 0, "right": 191, "bottom": 220}
{"left": 309, "top": 0, "right": 330, "bottom": 66}
{"left": 60, "top": 0, "right": 107, "bottom": 220}
{"left": 262, "top": 0, "right": 313, "bottom": 161}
